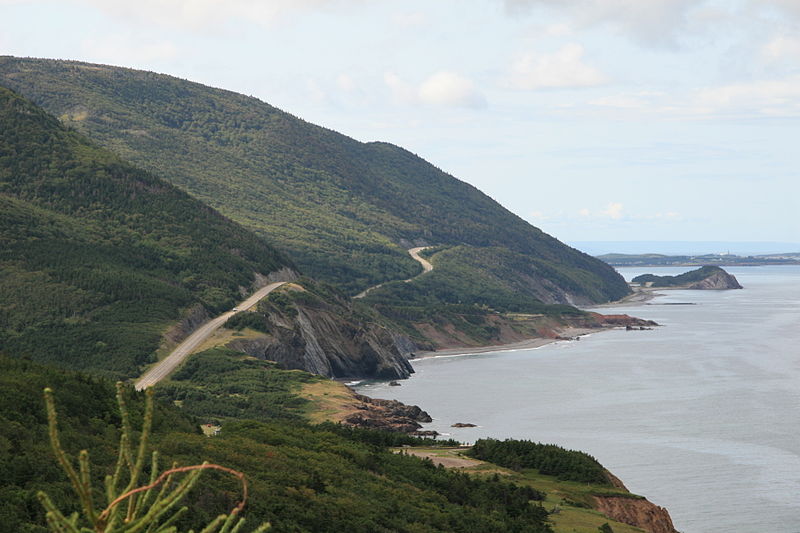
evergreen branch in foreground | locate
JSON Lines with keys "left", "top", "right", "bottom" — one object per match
{"left": 38, "top": 383, "right": 270, "bottom": 533}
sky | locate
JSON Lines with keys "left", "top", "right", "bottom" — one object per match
{"left": 1, "top": 0, "right": 799, "bottom": 248}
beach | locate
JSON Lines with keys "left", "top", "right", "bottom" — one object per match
{"left": 413, "top": 326, "right": 602, "bottom": 360}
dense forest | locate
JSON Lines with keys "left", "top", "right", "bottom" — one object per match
{"left": 0, "top": 355, "right": 557, "bottom": 532}
{"left": 0, "top": 56, "right": 630, "bottom": 307}
{"left": 0, "top": 87, "right": 291, "bottom": 377}
{"left": 470, "top": 438, "right": 612, "bottom": 485}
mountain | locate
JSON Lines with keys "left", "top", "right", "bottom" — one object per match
{"left": 0, "top": 86, "right": 294, "bottom": 378}
{"left": 0, "top": 87, "right": 423, "bottom": 381}
{"left": 0, "top": 57, "right": 630, "bottom": 309}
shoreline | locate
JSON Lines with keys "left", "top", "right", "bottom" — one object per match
{"left": 412, "top": 288, "right": 663, "bottom": 361}
{"left": 586, "top": 287, "right": 661, "bottom": 308}
{"left": 412, "top": 327, "right": 605, "bottom": 360}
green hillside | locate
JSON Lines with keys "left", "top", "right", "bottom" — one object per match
{"left": 631, "top": 266, "right": 741, "bottom": 288}
{"left": 0, "top": 355, "right": 556, "bottom": 532}
{"left": 0, "top": 87, "right": 292, "bottom": 378}
{"left": 0, "top": 56, "right": 630, "bottom": 306}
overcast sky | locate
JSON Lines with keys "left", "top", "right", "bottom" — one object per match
{"left": 2, "top": 0, "right": 799, "bottom": 247}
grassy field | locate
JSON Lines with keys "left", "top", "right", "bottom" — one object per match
{"left": 396, "top": 447, "right": 647, "bottom": 533}
{"left": 299, "top": 380, "right": 362, "bottom": 424}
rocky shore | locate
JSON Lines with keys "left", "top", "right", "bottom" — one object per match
{"left": 342, "top": 393, "right": 434, "bottom": 434}
{"left": 414, "top": 313, "right": 657, "bottom": 359}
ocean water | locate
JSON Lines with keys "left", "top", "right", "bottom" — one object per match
{"left": 355, "top": 265, "right": 800, "bottom": 533}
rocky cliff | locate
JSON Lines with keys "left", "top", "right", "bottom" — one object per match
{"left": 224, "top": 282, "right": 419, "bottom": 379}
{"left": 684, "top": 269, "right": 743, "bottom": 289}
{"left": 593, "top": 495, "right": 678, "bottom": 533}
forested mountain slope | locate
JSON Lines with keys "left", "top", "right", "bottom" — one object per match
{"left": 0, "top": 87, "right": 293, "bottom": 377}
{"left": 0, "top": 57, "right": 630, "bottom": 306}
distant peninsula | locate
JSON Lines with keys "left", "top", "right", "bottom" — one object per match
{"left": 599, "top": 252, "right": 800, "bottom": 267}
{"left": 632, "top": 266, "right": 743, "bottom": 290}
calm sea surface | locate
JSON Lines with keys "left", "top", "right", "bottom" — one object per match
{"left": 355, "top": 265, "right": 800, "bottom": 533}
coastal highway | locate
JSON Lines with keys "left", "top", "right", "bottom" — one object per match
{"left": 354, "top": 246, "right": 433, "bottom": 299}
{"left": 134, "top": 281, "right": 287, "bottom": 390}
{"left": 408, "top": 246, "right": 433, "bottom": 274}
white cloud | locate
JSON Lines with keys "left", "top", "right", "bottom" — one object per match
{"left": 385, "top": 71, "right": 487, "bottom": 109}
{"left": 543, "top": 23, "right": 572, "bottom": 37}
{"left": 502, "top": 0, "right": 701, "bottom": 47}
{"left": 336, "top": 73, "right": 356, "bottom": 92}
{"left": 693, "top": 76, "right": 800, "bottom": 117}
{"left": 75, "top": 0, "right": 357, "bottom": 31}
{"left": 418, "top": 71, "right": 487, "bottom": 109}
{"left": 762, "top": 35, "right": 800, "bottom": 63}
{"left": 506, "top": 43, "right": 607, "bottom": 90}
{"left": 584, "top": 76, "right": 800, "bottom": 119}
{"left": 754, "top": 0, "right": 800, "bottom": 20}
{"left": 601, "top": 202, "right": 624, "bottom": 219}
{"left": 393, "top": 11, "right": 427, "bottom": 28}
{"left": 305, "top": 78, "right": 329, "bottom": 103}
{"left": 384, "top": 72, "right": 417, "bottom": 104}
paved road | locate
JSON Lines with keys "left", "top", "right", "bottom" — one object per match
{"left": 407, "top": 246, "right": 433, "bottom": 274}
{"left": 134, "top": 281, "right": 287, "bottom": 390}
{"left": 353, "top": 246, "right": 433, "bottom": 299}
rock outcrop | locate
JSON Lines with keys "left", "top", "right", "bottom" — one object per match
{"left": 225, "top": 283, "right": 418, "bottom": 380}
{"left": 343, "top": 394, "right": 433, "bottom": 433}
{"left": 162, "top": 304, "right": 211, "bottom": 345}
{"left": 685, "top": 269, "right": 742, "bottom": 289}
{"left": 632, "top": 266, "right": 742, "bottom": 290}
{"left": 593, "top": 495, "right": 678, "bottom": 533}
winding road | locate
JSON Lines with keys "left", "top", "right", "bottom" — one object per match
{"left": 134, "top": 281, "right": 287, "bottom": 390}
{"left": 135, "top": 247, "right": 434, "bottom": 390}
{"left": 354, "top": 246, "right": 433, "bottom": 299}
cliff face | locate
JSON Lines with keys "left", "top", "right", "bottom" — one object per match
{"left": 593, "top": 496, "right": 678, "bottom": 533}
{"left": 224, "top": 283, "right": 418, "bottom": 379}
{"left": 685, "top": 269, "right": 743, "bottom": 289}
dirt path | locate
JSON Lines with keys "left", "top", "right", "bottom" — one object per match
{"left": 353, "top": 246, "right": 433, "bottom": 299}
{"left": 398, "top": 447, "right": 484, "bottom": 469}
{"left": 134, "top": 281, "right": 287, "bottom": 390}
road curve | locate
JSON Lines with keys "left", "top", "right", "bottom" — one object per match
{"left": 407, "top": 246, "right": 433, "bottom": 274}
{"left": 353, "top": 246, "right": 433, "bottom": 299}
{"left": 135, "top": 281, "right": 287, "bottom": 390}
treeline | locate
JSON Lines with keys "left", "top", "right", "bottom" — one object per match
{"left": 469, "top": 438, "right": 611, "bottom": 486}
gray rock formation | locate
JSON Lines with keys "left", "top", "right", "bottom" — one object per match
{"left": 685, "top": 269, "right": 743, "bottom": 289}
{"left": 227, "top": 305, "right": 417, "bottom": 380}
